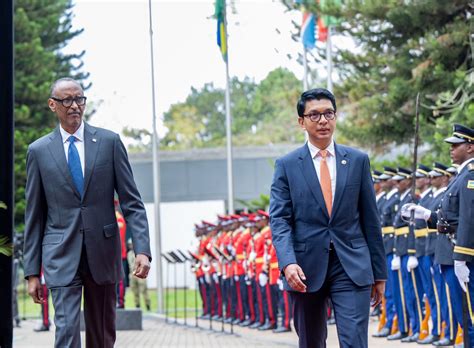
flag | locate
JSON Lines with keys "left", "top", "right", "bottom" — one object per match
{"left": 319, "top": 0, "right": 342, "bottom": 27}
{"left": 317, "top": 17, "right": 328, "bottom": 42}
{"left": 215, "top": 0, "right": 227, "bottom": 62}
{"left": 295, "top": 0, "right": 316, "bottom": 49}
{"left": 301, "top": 10, "right": 316, "bottom": 49}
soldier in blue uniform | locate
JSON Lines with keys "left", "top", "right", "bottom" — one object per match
{"left": 427, "top": 162, "right": 454, "bottom": 345}
{"left": 370, "top": 170, "right": 385, "bottom": 318}
{"left": 448, "top": 124, "right": 474, "bottom": 345}
{"left": 373, "top": 167, "right": 407, "bottom": 339}
{"left": 411, "top": 164, "right": 443, "bottom": 344}
{"left": 389, "top": 167, "right": 425, "bottom": 342}
{"left": 404, "top": 124, "right": 474, "bottom": 346}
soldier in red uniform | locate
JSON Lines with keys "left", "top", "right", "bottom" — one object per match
{"left": 115, "top": 199, "right": 127, "bottom": 308}
{"left": 34, "top": 268, "right": 50, "bottom": 332}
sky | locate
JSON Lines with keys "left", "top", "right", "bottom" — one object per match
{"left": 64, "top": 0, "right": 309, "bottom": 141}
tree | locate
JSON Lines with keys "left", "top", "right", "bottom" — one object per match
{"left": 154, "top": 67, "right": 304, "bottom": 150}
{"left": 15, "top": 0, "right": 89, "bottom": 229}
{"left": 333, "top": 0, "right": 472, "bottom": 156}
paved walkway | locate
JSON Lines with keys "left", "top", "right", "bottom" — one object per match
{"left": 13, "top": 315, "right": 407, "bottom": 347}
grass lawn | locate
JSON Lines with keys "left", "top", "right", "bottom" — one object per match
{"left": 15, "top": 282, "right": 202, "bottom": 320}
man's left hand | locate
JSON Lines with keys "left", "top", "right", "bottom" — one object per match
{"left": 370, "top": 280, "right": 385, "bottom": 307}
{"left": 134, "top": 254, "right": 151, "bottom": 279}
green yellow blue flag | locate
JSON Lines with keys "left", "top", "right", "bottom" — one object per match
{"left": 215, "top": 0, "right": 227, "bottom": 62}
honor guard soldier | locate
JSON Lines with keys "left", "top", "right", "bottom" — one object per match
{"left": 448, "top": 124, "right": 474, "bottom": 345}
{"left": 371, "top": 170, "right": 385, "bottom": 318}
{"left": 426, "top": 162, "right": 453, "bottom": 345}
{"left": 404, "top": 125, "right": 474, "bottom": 346}
{"left": 412, "top": 164, "right": 442, "bottom": 344}
{"left": 373, "top": 167, "right": 403, "bottom": 338}
{"left": 390, "top": 167, "right": 424, "bottom": 342}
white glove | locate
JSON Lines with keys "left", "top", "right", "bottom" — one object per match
{"left": 205, "top": 274, "right": 211, "bottom": 284}
{"left": 212, "top": 273, "right": 219, "bottom": 283}
{"left": 401, "top": 203, "right": 416, "bottom": 218}
{"left": 258, "top": 272, "right": 268, "bottom": 287}
{"left": 454, "top": 260, "right": 470, "bottom": 292}
{"left": 401, "top": 203, "right": 431, "bottom": 221}
{"left": 391, "top": 255, "right": 401, "bottom": 270}
{"left": 407, "top": 256, "right": 419, "bottom": 272}
{"left": 234, "top": 275, "right": 239, "bottom": 282}
{"left": 248, "top": 251, "right": 257, "bottom": 262}
{"left": 277, "top": 278, "right": 284, "bottom": 291}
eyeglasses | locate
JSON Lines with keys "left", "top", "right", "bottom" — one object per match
{"left": 302, "top": 110, "right": 336, "bottom": 122}
{"left": 50, "top": 96, "right": 87, "bottom": 107}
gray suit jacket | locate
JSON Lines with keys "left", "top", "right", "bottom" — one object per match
{"left": 23, "top": 123, "right": 151, "bottom": 288}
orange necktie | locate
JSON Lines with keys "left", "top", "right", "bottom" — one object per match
{"left": 319, "top": 150, "right": 332, "bottom": 216}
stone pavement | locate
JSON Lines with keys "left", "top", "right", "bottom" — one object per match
{"left": 13, "top": 315, "right": 406, "bottom": 347}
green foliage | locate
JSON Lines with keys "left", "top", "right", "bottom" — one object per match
{"left": 237, "top": 194, "right": 270, "bottom": 211}
{"left": 333, "top": 0, "right": 472, "bottom": 161}
{"left": 152, "top": 68, "right": 305, "bottom": 150}
{"left": 14, "top": 0, "right": 89, "bottom": 229}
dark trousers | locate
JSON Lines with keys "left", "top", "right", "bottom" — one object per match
{"left": 278, "top": 289, "right": 293, "bottom": 329}
{"left": 290, "top": 249, "right": 371, "bottom": 348}
{"left": 50, "top": 249, "right": 116, "bottom": 348}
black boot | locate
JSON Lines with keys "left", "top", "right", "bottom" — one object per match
{"left": 387, "top": 331, "right": 408, "bottom": 340}
{"left": 372, "top": 327, "right": 390, "bottom": 338}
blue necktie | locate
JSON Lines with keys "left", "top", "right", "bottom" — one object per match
{"left": 68, "top": 136, "right": 84, "bottom": 196}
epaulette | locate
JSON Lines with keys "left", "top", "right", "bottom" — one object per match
{"left": 468, "top": 163, "right": 474, "bottom": 172}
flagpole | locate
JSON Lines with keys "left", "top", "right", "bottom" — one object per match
{"left": 223, "top": 1, "right": 234, "bottom": 214}
{"left": 147, "top": 0, "right": 164, "bottom": 314}
{"left": 303, "top": 47, "right": 309, "bottom": 91}
{"left": 326, "top": 26, "right": 333, "bottom": 92}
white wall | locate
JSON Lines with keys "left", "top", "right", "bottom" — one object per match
{"left": 145, "top": 200, "right": 225, "bottom": 289}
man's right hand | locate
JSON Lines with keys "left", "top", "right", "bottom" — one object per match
{"left": 27, "top": 276, "right": 44, "bottom": 304}
{"left": 283, "top": 264, "right": 307, "bottom": 292}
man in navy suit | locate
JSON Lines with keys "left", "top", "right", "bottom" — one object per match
{"left": 269, "top": 88, "right": 387, "bottom": 348}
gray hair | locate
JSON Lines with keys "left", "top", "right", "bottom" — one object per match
{"left": 50, "top": 77, "right": 83, "bottom": 97}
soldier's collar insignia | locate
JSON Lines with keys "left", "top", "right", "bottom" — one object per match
{"left": 468, "top": 180, "right": 474, "bottom": 189}
{"left": 468, "top": 163, "right": 474, "bottom": 171}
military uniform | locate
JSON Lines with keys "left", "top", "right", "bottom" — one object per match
{"left": 375, "top": 167, "right": 401, "bottom": 337}
{"left": 392, "top": 167, "right": 424, "bottom": 342}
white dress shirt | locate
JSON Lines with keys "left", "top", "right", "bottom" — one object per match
{"left": 420, "top": 187, "right": 432, "bottom": 199}
{"left": 60, "top": 121, "right": 85, "bottom": 177}
{"left": 307, "top": 140, "right": 337, "bottom": 205}
{"left": 433, "top": 187, "right": 447, "bottom": 198}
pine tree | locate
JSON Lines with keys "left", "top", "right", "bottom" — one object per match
{"left": 15, "top": 0, "right": 89, "bottom": 229}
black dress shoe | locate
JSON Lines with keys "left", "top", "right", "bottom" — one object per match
{"left": 417, "top": 334, "right": 440, "bottom": 344}
{"left": 249, "top": 321, "right": 263, "bottom": 329}
{"left": 372, "top": 327, "right": 390, "bottom": 338}
{"left": 401, "top": 332, "right": 419, "bottom": 343}
{"left": 211, "top": 314, "right": 221, "bottom": 320}
{"left": 432, "top": 338, "right": 455, "bottom": 346}
{"left": 224, "top": 317, "right": 233, "bottom": 323}
{"left": 240, "top": 319, "right": 252, "bottom": 327}
{"left": 200, "top": 313, "right": 211, "bottom": 319}
{"left": 273, "top": 326, "right": 291, "bottom": 333}
{"left": 232, "top": 318, "right": 242, "bottom": 325}
{"left": 258, "top": 322, "right": 276, "bottom": 331}
{"left": 387, "top": 332, "right": 408, "bottom": 340}
{"left": 34, "top": 325, "right": 49, "bottom": 332}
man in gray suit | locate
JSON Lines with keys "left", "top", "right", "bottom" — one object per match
{"left": 23, "top": 77, "right": 152, "bottom": 347}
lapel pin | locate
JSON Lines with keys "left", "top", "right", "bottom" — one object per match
{"left": 92, "top": 138, "right": 97, "bottom": 143}
{"left": 341, "top": 160, "right": 347, "bottom": 165}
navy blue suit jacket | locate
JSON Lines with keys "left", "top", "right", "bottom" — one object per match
{"left": 269, "top": 143, "right": 387, "bottom": 292}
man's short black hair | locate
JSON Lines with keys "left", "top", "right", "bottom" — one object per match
{"left": 296, "top": 88, "right": 337, "bottom": 117}
{"left": 50, "top": 77, "right": 82, "bottom": 97}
